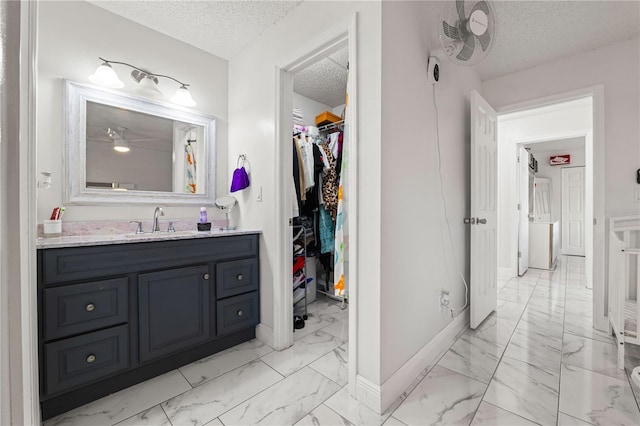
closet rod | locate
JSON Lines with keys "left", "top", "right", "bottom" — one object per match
{"left": 317, "top": 120, "right": 344, "bottom": 132}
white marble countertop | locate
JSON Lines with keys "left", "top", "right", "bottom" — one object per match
{"left": 36, "top": 228, "right": 262, "bottom": 249}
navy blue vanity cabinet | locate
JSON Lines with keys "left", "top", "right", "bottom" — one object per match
{"left": 37, "top": 233, "right": 260, "bottom": 420}
{"left": 138, "top": 265, "right": 211, "bottom": 362}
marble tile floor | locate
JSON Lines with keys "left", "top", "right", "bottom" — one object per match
{"left": 46, "top": 257, "right": 640, "bottom": 426}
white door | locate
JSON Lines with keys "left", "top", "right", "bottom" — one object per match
{"left": 517, "top": 147, "right": 530, "bottom": 276}
{"left": 562, "top": 166, "right": 585, "bottom": 256}
{"left": 533, "top": 177, "right": 552, "bottom": 222}
{"left": 470, "top": 91, "right": 498, "bottom": 329}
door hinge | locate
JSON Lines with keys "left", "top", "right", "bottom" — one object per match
{"left": 518, "top": 251, "right": 522, "bottom": 258}
{"left": 517, "top": 156, "right": 520, "bottom": 163}
{"left": 594, "top": 218, "right": 597, "bottom": 226}
{"left": 517, "top": 203, "right": 521, "bottom": 211}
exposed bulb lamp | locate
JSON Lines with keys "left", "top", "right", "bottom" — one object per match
{"left": 108, "top": 127, "right": 131, "bottom": 153}
{"left": 89, "top": 57, "right": 196, "bottom": 107}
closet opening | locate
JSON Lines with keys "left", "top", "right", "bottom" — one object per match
{"left": 274, "top": 20, "right": 358, "bottom": 393}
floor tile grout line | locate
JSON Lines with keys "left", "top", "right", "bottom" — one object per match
{"left": 159, "top": 358, "right": 286, "bottom": 425}
{"left": 396, "top": 272, "right": 542, "bottom": 425}
{"left": 557, "top": 410, "right": 597, "bottom": 426}
{"left": 160, "top": 403, "right": 174, "bottom": 426}
{"left": 471, "top": 271, "right": 542, "bottom": 422}
{"left": 384, "top": 327, "right": 471, "bottom": 423}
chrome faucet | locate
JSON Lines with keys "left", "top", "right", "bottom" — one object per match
{"left": 152, "top": 207, "right": 165, "bottom": 233}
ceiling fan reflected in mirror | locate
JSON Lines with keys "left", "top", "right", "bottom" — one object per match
{"left": 87, "top": 126, "right": 170, "bottom": 153}
{"left": 440, "top": 0, "right": 496, "bottom": 66}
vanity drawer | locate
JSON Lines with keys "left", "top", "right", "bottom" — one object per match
{"left": 217, "top": 292, "right": 259, "bottom": 335}
{"left": 40, "top": 235, "right": 258, "bottom": 284}
{"left": 44, "top": 278, "right": 128, "bottom": 341}
{"left": 45, "top": 325, "right": 129, "bottom": 395}
{"left": 216, "top": 258, "right": 259, "bottom": 298}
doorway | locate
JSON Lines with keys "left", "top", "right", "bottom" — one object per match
{"left": 275, "top": 19, "right": 358, "bottom": 392}
{"left": 495, "top": 88, "right": 607, "bottom": 332}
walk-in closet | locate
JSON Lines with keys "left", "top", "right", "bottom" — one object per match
{"left": 290, "top": 45, "right": 349, "bottom": 339}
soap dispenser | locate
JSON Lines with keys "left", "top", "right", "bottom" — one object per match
{"left": 199, "top": 207, "right": 208, "bottom": 223}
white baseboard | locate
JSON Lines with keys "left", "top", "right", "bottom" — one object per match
{"left": 255, "top": 323, "right": 275, "bottom": 350}
{"left": 355, "top": 308, "right": 470, "bottom": 414}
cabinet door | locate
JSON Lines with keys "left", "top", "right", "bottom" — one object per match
{"left": 138, "top": 265, "right": 210, "bottom": 362}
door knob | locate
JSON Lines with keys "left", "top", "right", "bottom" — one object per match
{"left": 477, "top": 218, "right": 487, "bottom": 224}
{"left": 203, "top": 273, "right": 210, "bottom": 280}
{"left": 463, "top": 218, "right": 476, "bottom": 225}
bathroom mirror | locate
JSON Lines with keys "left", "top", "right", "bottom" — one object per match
{"left": 64, "top": 80, "right": 217, "bottom": 205}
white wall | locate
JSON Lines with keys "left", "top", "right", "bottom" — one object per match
{"left": 380, "top": 1, "right": 481, "bottom": 383}
{"left": 532, "top": 145, "right": 586, "bottom": 223}
{"left": 37, "top": 1, "right": 229, "bottom": 223}
{"left": 228, "top": 0, "right": 382, "bottom": 385}
{"left": 292, "top": 93, "right": 332, "bottom": 128}
{"left": 483, "top": 36, "right": 640, "bottom": 217}
{"left": 496, "top": 100, "right": 591, "bottom": 273}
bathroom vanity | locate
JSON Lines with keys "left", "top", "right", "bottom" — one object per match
{"left": 37, "top": 231, "right": 260, "bottom": 419}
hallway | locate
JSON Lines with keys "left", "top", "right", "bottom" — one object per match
{"left": 389, "top": 255, "right": 640, "bottom": 425}
{"left": 45, "top": 256, "right": 640, "bottom": 425}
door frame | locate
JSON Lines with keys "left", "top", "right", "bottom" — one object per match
{"left": 517, "top": 146, "right": 530, "bottom": 276}
{"left": 498, "top": 85, "right": 605, "bottom": 331}
{"left": 274, "top": 15, "right": 359, "bottom": 393}
{"left": 12, "top": 0, "right": 40, "bottom": 424}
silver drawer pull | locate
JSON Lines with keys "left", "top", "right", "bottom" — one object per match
{"left": 85, "top": 303, "right": 95, "bottom": 312}
{"left": 203, "top": 273, "right": 210, "bottom": 280}
{"left": 236, "top": 274, "right": 243, "bottom": 281}
{"left": 86, "top": 354, "right": 96, "bottom": 363}
{"left": 237, "top": 310, "right": 243, "bottom": 316}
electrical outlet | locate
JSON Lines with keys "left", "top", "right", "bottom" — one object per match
{"left": 440, "top": 289, "right": 450, "bottom": 309}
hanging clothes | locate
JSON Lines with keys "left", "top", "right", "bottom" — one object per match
{"left": 297, "top": 136, "right": 315, "bottom": 191}
{"left": 334, "top": 65, "right": 349, "bottom": 298}
{"left": 294, "top": 137, "right": 306, "bottom": 202}
{"left": 318, "top": 142, "right": 339, "bottom": 221}
{"left": 184, "top": 142, "right": 197, "bottom": 193}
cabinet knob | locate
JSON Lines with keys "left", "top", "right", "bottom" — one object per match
{"left": 86, "top": 354, "right": 96, "bottom": 363}
{"left": 237, "top": 310, "right": 243, "bottom": 316}
{"left": 203, "top": 273, "right": 210, "bottom": 280}
{"left": 85, "top": 303, "right": 95, "bottom": 312}
{"left": 236, "top": 274, "right": 243, "bottom": 281}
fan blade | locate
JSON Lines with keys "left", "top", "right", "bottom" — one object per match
{"left": 456, "top": 0, "right": 466, "bottom": 22}
{"left": 457, "top": 35, "right": 475, "bottom": 61}
{"left": 477, "top": 31, "right": 491, "bottom": 52}
{"left": 471, "top": 0, "right": 489, "bottom": 15}
{"left": 442, "top": 21, "right": 462, "bottom": 40}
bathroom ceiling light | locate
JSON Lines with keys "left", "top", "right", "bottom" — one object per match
{"left": 89, "top": 57, "right": 196, "bottom": 107}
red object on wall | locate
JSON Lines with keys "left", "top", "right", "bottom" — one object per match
{"left": 550, "top": 154, "right": 570, "bottom": 165}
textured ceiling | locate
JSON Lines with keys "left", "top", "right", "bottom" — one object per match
{"left": 88, "top": 0, "right": 639, "bottom": 101}
{"left": 293, "top": 47, "right": 349, "bottom": 108}
{"left": 472, "top": 0, "right": 640, "bottom": 80}
{"left": 89, "top": 0, "right": 302, "bottom": 60}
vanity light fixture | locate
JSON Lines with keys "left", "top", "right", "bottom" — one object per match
{"left": 89, "top": 57, "right": 196, "bottom": 107}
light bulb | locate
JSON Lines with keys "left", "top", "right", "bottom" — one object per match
{"left": 171, "top": 85, "right": 196, "bottom": 107}
{"left": 89, "top": 62, "right": 124, "bottom": 88}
